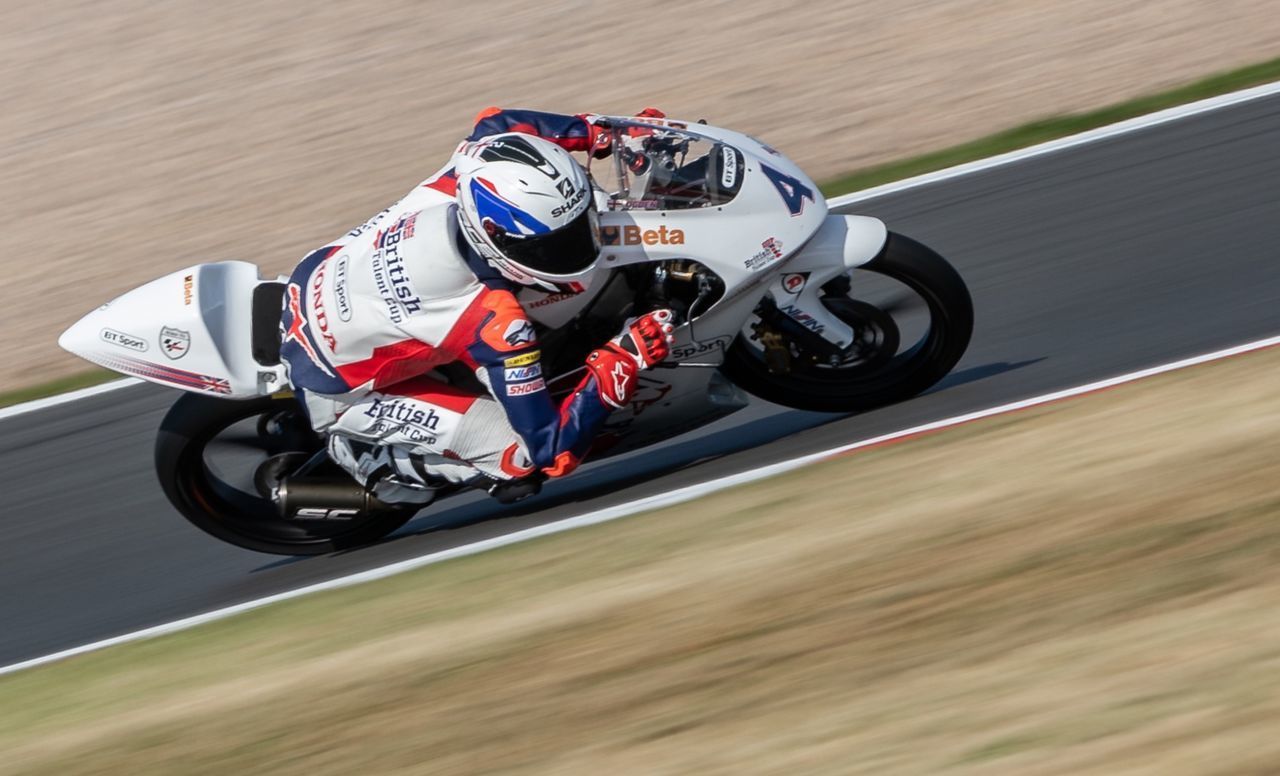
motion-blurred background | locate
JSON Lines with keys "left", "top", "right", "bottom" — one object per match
{"left": 3, "top": 0, "right": 1278, "bottom": 393}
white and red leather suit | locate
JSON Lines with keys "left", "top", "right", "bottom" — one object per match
{"left": 280, "top": 109, "right": 663, "bottom": 488}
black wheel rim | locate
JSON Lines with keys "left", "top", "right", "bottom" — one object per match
{"left": 175, "top": 399, "right": 399, "bottom": 546}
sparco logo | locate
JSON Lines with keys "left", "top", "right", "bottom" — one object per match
{"left": 334, "top": 254, "right": 352, "bottom": 321}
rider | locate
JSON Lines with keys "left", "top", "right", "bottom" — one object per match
{"left": 279, "top": 107, "right": 675, "bottom": 504}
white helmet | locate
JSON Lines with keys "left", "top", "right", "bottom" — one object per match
{"left": 455, "top": 133, "right": 601, "bottom": 293}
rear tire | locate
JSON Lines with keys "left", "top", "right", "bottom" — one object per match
{"left": 155, "top": 392, "right": 417, "bottom": 555}
{"left": 720, "top": 232, "right": 973, "bottom": 413}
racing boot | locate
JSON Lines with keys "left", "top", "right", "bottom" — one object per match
{"left": 327, "top": 434, "right": 441, "bottom": 506}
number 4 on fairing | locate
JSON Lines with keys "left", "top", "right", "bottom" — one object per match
{"left": 762, "top": 165, "right": 815, "bottom": 216}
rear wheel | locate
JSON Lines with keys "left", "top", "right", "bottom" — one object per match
{"left": 155, "top": 393, "right": 418, "bottom": 555}
{"left": 720, "top": 232, "right": 973, "bottom": 413}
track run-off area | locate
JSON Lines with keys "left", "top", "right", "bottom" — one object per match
{"left": 2, "top": 82, "right": 1279, "bottom": 673}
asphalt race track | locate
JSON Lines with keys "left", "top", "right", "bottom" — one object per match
{"left": 3, "top": 93, "right": 1279, "bottom": 668}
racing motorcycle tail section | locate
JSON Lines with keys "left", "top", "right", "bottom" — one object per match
{"left": 58, "top": 261, "right": 286, "bottom": 398}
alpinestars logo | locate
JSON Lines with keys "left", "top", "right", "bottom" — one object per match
{"left": 283, "top": 283, "right": 336, "bottom": 377}
{"left": 503, "top": 319, "right": 537, "bottom": 348}
{"left": 611, "top": 361, "right": 631, "bottom": 399}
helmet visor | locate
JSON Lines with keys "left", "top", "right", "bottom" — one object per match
{"left": 491, "top": 207, "right": 600, "bottom": 277}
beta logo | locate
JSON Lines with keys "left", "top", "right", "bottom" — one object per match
{"left": 507, "top": 378, "right": 546, "bottom": 396}
{"left": 182, "top": 275, "right": 194, "bottom": 306}
{"left": 600, "top": 225, "right": 686, "bottom": 247}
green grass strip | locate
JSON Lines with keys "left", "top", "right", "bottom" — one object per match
{"left": 820, "top": 55, "right": 1280, "bottom": 197}
{"left": 0, "top": 368, "right": 123, "bottom": 410}
{"left": 9, "top": 55, "right": 1280, "bottom": 413}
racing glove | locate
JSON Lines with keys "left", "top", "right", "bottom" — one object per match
{"left": 584, "top": 108, "right": 669, "bottom": 159}
{"left": 584, "top": 309, "right": 676, "bottom": 409}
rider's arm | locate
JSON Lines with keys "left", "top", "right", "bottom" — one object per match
{"left": 458, "top": 288, "right": 670, "bottom": 477}
{"left": 467, "top": 107, "right": 599, "bottom": 153}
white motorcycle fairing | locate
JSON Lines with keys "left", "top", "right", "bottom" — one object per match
{"left": 55, "top": 115, "right": 974, "bottom": 557}
{"left": 510, "top": 118, "right": 890, "bottom": 451}
{"left": 59, "top": 261, "right": 285, "bottom": 398}
{"left": 59, "top": 117, "right": 889, "bottom": 450}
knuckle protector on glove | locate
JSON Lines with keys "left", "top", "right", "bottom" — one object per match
{"left": 612, "top": 309, "right": 675, "bottom": 370}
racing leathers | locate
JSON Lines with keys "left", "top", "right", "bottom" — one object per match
{"left": 279, "top": 109, "right": 673, "bottom": 499}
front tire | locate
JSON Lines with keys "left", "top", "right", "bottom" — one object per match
{"left": 720, "top": 232, "right": 973, "bottom": 413}
{"left": 155, "top": 392, "right": 418, "bottom": 555}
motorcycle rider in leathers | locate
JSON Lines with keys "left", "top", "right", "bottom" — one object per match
{"left": 279, "top": 107, "right": 675, "bottom": 504}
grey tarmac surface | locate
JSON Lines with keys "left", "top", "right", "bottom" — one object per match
{"left": 2, "top": 94, "right": 1279, "bottom": 668}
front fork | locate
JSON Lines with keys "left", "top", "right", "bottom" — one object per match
{"left": 742, "top": 214, "right": 889, "bottom": 363}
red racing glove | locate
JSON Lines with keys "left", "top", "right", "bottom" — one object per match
{"left": 583, "top": 108, "right": 669, "bottom": 159}
{"left": 584, "top": 309, "right": 676, "bottom": 408}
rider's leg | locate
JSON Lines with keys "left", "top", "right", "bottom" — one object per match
{"left": 320, "top": 375, "right": 535, "bottom": 497}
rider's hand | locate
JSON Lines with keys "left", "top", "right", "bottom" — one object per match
{"left": 576, "top": 113, "right": 615, "bottom": 159}
{"left": 584, "top": 309, "right": 676, "bottom": 409}
{"left": 611, "top": 309, "right": 676, "bottom": 369}
{"left": 582, "top": 109, "right": 667, "bottom": 159}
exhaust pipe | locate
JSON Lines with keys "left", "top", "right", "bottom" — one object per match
{"left": 275, "top": 477, "right": 392, "bottom": 521}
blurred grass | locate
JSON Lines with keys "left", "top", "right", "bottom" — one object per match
{"left": 0, "top": 368, "right": 122, "bottom": 409}
{"left": 818, "top": 54, "right": 1280, "bottom": 196}
{"left": 2, "top": 344, "right": 1279, "bottom": 774}
{"left": 11, "top": 54, "right": 1280, "bottom": 411}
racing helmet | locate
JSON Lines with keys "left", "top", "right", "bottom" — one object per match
{"left": 455, "top": 133, "right": 601, "bottom": 293}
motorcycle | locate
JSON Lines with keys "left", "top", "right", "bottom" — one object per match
{"left": 59, "top": 117, "right": 973, "bottom": 555}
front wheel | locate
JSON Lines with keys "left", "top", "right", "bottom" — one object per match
{"left": 155, "top": 392, "right": 418, "bottom": 555}
{"left": 720, "top": 232, "right": 973, "bottom": 413}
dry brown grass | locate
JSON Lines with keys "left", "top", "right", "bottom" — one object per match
{"left": 2, "top": 346, "right": 1280, "bottom": 774}
{"left": 5, "top": 0, "right": 1280, "bottom": 391}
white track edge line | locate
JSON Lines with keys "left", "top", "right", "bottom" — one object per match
{"left": 3, "top": 333, "right": 1277, "bottom": 678}
{"left": 5, "top": 78, "right": 1278, "bottom": 423}
{"left": 0, "top": 378, "right": 141, "bottom": 421}
{"left": 826, "top": 78, "right": 1280, "bottom": 207}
